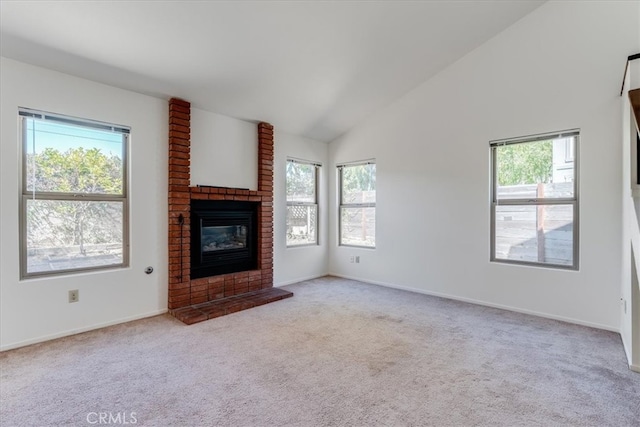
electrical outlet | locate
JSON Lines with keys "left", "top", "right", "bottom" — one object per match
{"left": 68, "top": 289, "right": 79, "bottom": 303}
{"left": 355, "top": 256, "right": 360, "bottom": 263}
{"left": 350, "top": 256, "right": 355, "bottom": 263}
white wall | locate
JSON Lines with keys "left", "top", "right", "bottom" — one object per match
{"left": 621, "top": 55, "right": 640, "bottom": 369}
{"left": 0, "top": 60, "right": 330, "bottom": 350}
{"left": 329, "top": 1, "right": 639, "bottom": 330}
{"left": 4, "top": 2, "right": 634, "bottom": 350}
{"left": 0, "top": 58, "right": 168, "bottom": 350}
{"left": 274, "top": 132, "right": 329, "bottom": 286}
{"left": 190, "top": 109, "right": 258, "bottom": 190}
{"left": 190, "top": 110, "right": 329, "bottom": 286}
{"left": 620, "top": 66, "right": 633, "bottom": 359}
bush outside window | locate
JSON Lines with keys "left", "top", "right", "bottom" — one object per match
{"left": 20, "top": 108, "right": 129, "bottom": 278}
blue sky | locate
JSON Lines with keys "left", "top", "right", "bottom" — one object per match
{"left": 25, "top": 118, "right": 124, "bottom": 158}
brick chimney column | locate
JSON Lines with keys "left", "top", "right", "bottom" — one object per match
{"left": 257, "top": 122, "right": 274, "bottom": 287}
{"left": 168, "top": 98, "right": 191, "bottom": 309}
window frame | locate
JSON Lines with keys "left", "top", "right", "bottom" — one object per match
{"left": 564, "top": 139, "right": 575, "bottom": 163}
{"left": 338, "top": 159, "right": 376, "bottom": 248}
{"left": 490, "top": 130, "right": 579, "bottom": 270}
{"left": 285, "top": 157, "right": 320, "bottom": 247}
{"left": 19, "top": 108, "right": 130, "bottom": 279}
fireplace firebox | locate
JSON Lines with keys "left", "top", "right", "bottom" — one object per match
{"left": 190, "top": 199, "right": 258, "bottom": 279}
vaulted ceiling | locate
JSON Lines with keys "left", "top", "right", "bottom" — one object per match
{"left": 0, "top": 1, "right": 545, "bottom": 142}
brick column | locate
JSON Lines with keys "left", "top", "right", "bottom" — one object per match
{"left": 258, "top": 122, "right": 274, "bottom": 287}
{"left": 168, "top": 98, "right": 191, "bottom": 309}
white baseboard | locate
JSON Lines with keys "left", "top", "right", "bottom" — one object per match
{"left": 0, "top": 309, "right": 168, "bottom": 352}
{"left": 1, "top": 275, "right": 324, "bottom": 352}
{"left": 617, "top": 328, "right": 640, "bottom": 374}
{"left": 328, "top": 273, "right": 620, "bottom": 333}
{"left": 621, "top": 332, "right": 633, "bottom": 365}
{"left": 275, "top": 274, "right": 328, "bottom": 287}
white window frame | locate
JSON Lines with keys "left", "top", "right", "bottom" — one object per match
{"left": 286, "top": 158, "right": 320, "bottom": 247}
{"left": 490, "top": 130, "right": 579, "bottom": 270}
{"left": 338, "top": 160, "right": 376, "bottom": 248}
{"left": 564, "top": 139, "right": 575, "bottom": 162}
{"left": 19, "top": 108, "right": 130, "bottom": 279}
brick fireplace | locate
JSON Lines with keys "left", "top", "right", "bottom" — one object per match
{"left": 167, "top": 98, "right": 292, "bottom": 325}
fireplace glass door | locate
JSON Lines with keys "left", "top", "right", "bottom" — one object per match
{"left": 191, "top": 200, "right": 258, "bottom": 278}
{"left": 202, "top": 225, "right": 247, "bottom": 252}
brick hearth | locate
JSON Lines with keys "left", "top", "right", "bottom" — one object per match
{"left": 171, "top": 287, "right": 293, "bottom": 325}
{"left": 167, "top": 98, "right": 292, "bottom": 324}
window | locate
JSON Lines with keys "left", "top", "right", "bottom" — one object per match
{"left": 490, "top": 130, "right": 579, "bottom": 269}
{"left": 20, "top": 108, "right": 129, "bottom": 278}
{"left": 286, "top": 158, "right": 320, "bottom": 246}
{"left": 339, "top": 160, "right": 376, "bottom": 247}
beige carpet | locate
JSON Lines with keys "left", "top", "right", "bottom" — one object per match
{"left": 1, "top": 276, "right": 639, "bottom": 426}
